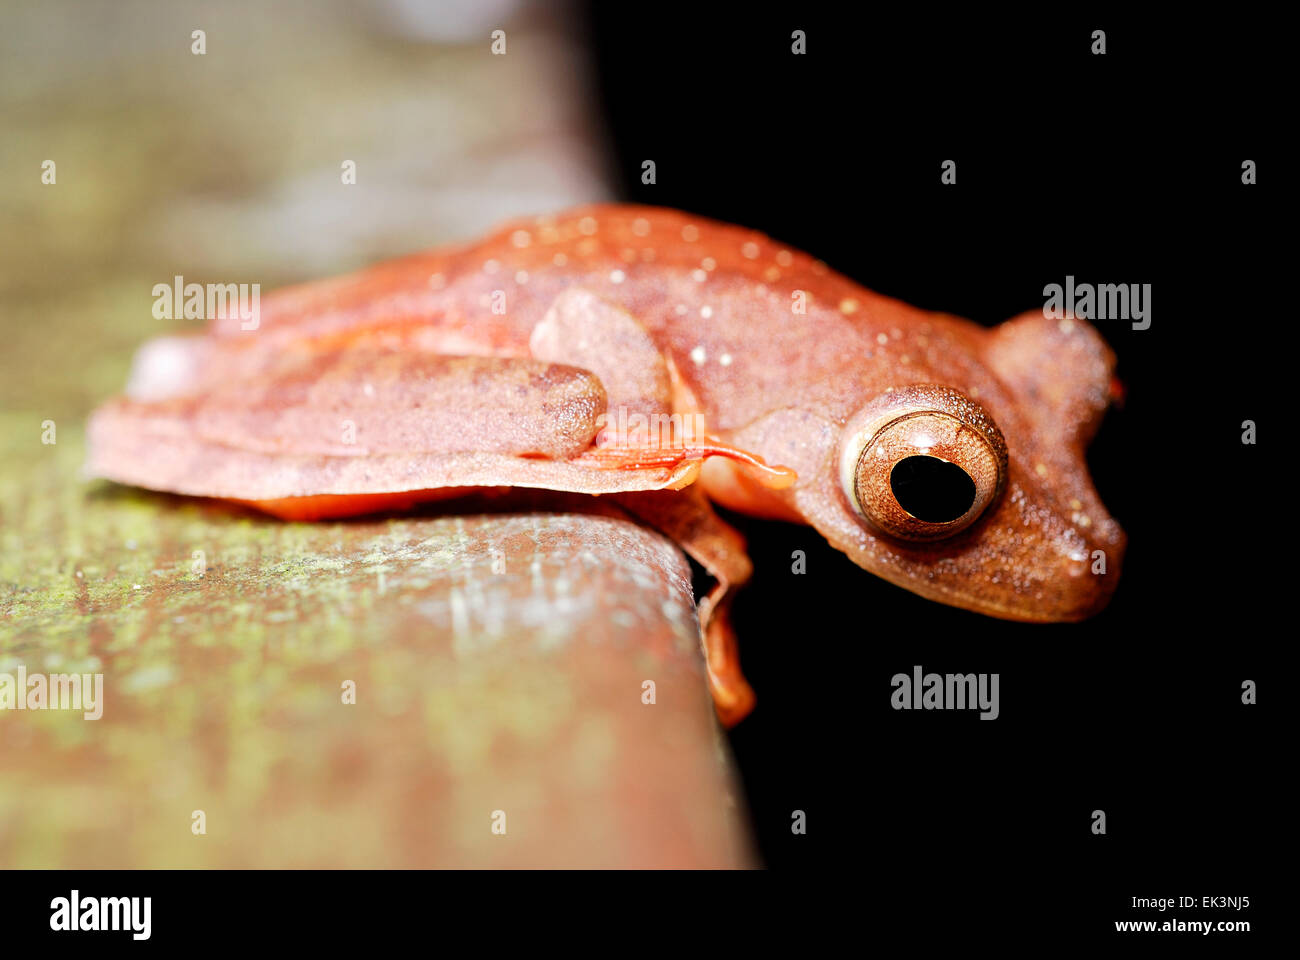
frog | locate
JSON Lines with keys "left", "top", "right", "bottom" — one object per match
{"left": 88, "top": 204, "right": 1126, "bottom": 725}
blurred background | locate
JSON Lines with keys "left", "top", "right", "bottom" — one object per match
{"left": 0, "top": 0, "right": 609, "bottom": 423}
{"left": 0, "top": 0, "right": 759, "bottom": 870}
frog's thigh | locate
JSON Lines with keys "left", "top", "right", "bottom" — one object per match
{"left": 614, "top": 487, "right": 757, "bottom": 728}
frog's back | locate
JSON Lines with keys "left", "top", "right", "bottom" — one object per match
{"left": 205, "top": 205, "right": 951, "bottom": 430}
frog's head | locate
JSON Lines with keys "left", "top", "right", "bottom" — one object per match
{"left": 751, "top": 311, "right": 1125, "bottom": 622}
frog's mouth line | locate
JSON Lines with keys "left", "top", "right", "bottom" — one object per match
{"left": 797, "top": 465, "right": 1124, "bottom": 624}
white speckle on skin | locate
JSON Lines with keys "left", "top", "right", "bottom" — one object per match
{"left": 553, "top": 252, "right": 568, "bottom": 266}
{"left": 742, "top": 242, "right": 760, "bottom": 259}
{"left": 578, "top": 217, "right": 598, "bottom": 235}
{"left": 682, "top": 224, "right": 699, "bottom": 242}
{"left": 514, "top": 270, "right": 529, "bottom": 284}
{"left": 609, "top": 269, "right": 626, "bottom": 284}
{"left": 839, "top": 298, "right": 858, "bottom": 314}
{"left": 632, "top": 218, "right": 651, "bottom": 236}
{"left": 483, "top": 259, "right": 500, "bottom": 274}
{"left": 363, "top": 382, "right": 375, "bottom": 397}
{"left": 876, "top": 333, "right": 889, "bottom": 345}
{"left": 701, "top": 257, "right": 717, "bottom": 271}
{"left": 776, "top": 250, "right": 794, "bottom": 267}
{"left": 700, "top": 305, "right": 713, "bottom": 318}
{"left": 1035, "top": 463, "right": 1049, "bottom": 477}
{"left": 510, "top": 230, "right": 531, "bottom": 248}
{"left": 1059, "top": 318, "right": 1076, "bottom": 334}
{"left": 674, "top": 304, "right": 688, "bottom": 316}
{"left": 763, "top": 267, "right": 780, "bottom": 282}
{"left": 719, "top": 353, "right": 733, "bottom": 366}
{"left": 692, "top": 269, "right": 707, "bottom": 282}
{"left": 690, "top": 345, "right": 707, "bottom": 365}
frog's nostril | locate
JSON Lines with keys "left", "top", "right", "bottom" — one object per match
{"left": 890, "top": 455, "right": 976, "bottom": 524}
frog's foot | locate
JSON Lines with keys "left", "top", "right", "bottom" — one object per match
{"left": 573, "top": 440, "right": 794, "bottom": 491}
{"left": 614, "top": 486, "right": 757, "bottom": 727}
{"left": 700, "top": 591, "right": 756, "bottom": 728}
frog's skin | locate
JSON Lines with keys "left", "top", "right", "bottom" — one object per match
{"left": 88, "top": 205, "right": 1126, "bottom": 725}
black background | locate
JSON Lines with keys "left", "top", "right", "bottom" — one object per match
{"left": 586, "top": 2, "right": 1279, "bottom": 933}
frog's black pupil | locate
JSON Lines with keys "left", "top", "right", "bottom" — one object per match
{"left": 890, "top": 456, "right": 976, "bottom": 523}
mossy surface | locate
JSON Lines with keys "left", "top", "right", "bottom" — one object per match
{"left": 1, "top": 427, "right": 749, "bottom": 866}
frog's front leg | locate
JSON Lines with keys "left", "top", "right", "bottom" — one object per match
{"left": 614, "top": 487, "right": 757, "bottom": 727}
{"left": 532, "top": 288, "right": 767, "bottom": 725}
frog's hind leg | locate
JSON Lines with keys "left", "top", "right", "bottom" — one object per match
{"left": 614, "top": 487, "right": 757, "bottom": 728}
{"left": 531, "top": 287, "right": 795, "bottom": 488}
{"left": 86, "top": 348, "right": 626, "bottom": 510}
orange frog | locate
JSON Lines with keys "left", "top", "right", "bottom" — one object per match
{"left": 88, "top": 205, "right": 1126, "bottom": 725}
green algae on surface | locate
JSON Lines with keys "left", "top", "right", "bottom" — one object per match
{"left": 1, "top": 456, "right": 753, "bottom": 866}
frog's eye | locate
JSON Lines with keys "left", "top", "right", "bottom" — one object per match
{"left": 839, "top": 385, "right": 1008, "bottom": 541}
